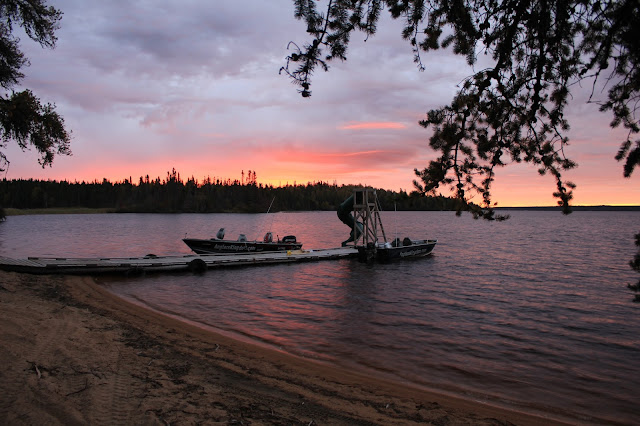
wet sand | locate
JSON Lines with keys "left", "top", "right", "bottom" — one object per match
{"left": 0, "top": 270, "right": 566, "bottom": 425}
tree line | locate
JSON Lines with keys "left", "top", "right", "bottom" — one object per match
{"left": 0, "top": 169, "right": 465, "bottom": 215}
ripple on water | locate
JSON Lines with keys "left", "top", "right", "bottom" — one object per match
{"left": 2, "top": 210, "right": 639, "bottom": 424}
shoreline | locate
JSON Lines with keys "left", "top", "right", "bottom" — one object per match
{"left": 107, "top": 289, "right": 580, "bottom": 424}
{"left": 4, "top": 204, "right": 640, "bottom": 217}
{"left": 1, "top": 270, "right": 570, "bottom": 425}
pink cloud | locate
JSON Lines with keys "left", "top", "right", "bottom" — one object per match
{"left": 339, "top": 122, "right": 407, "bottom": 130}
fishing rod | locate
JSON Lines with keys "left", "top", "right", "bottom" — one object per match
{"left": 266, "top": 196, "right": 276, "bottom": 214}
{"left": 259, "top": 196, "right": 277, "bottom": 240}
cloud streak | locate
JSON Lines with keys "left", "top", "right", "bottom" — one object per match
{"left": 339, "top": 122, "right": 407, "bottom": 130}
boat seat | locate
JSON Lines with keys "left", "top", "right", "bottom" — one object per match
{"left": 237, "top": 234, "right": 247, "bottom": 242}
{"left": 392, "top": 237, "right": 401, "bottom": 247}
{"left": 216, "top": 228, "right": 225, "bottom": 239}
{"left": 403, "top": 237, "right": 413, "bottom": 246}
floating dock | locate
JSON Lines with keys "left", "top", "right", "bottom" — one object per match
{"left": 0, "top": 247, "right": 358, "bottom": 275}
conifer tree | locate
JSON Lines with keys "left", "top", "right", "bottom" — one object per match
{"left": 0, "top": 0, "right": 71, "bottom": 172}
{"left": 281, "top": 0, "right": 639, "bottom": 297}
{"left": 281, "top": 0, "right": 638, "bottom": 216}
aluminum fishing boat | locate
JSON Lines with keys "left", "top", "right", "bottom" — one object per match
{"left": 183, "top": 228, "right": 302, "bottom": 254}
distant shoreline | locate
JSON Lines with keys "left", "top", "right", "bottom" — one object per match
{"left": 4, "top": 205, "right": 639, "bottom": 216}
{"left": 495, "top": 205, "right": 640, "bottom": 211}
{"left": 4, "top": 207, "right": 116, "bottom": 216}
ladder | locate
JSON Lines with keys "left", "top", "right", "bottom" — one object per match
{"left": 352, "top": 188, "right": 387, "bottom": 248}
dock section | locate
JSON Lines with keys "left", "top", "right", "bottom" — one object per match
{"left": 0, "top": 247, "right": 358, "bottom": 275}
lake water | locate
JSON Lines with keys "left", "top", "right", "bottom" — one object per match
{"left": 1, "top": 210, "right": 638, "bottom": 424}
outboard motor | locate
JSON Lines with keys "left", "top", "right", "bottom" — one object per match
{"left": 216, "top": 228, "right": 225, "bottom": 240}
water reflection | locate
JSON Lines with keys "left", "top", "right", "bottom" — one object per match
{"left": 1, "top": 210, "right": 639, "bottom": 424}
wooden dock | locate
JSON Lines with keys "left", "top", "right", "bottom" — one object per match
{"left": 0, "top": 247, "right": 358, "bottom": 275}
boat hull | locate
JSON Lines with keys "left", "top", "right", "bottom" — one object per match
{"left": 357, "top": 240, "right": 437, "bottom": 262}
{"left": 183, "top": 238, "right": 302, "bottom": 255}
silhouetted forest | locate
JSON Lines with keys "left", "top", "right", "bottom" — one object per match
{"left": 0, "top": 169, "right": 464, "bottom": 214}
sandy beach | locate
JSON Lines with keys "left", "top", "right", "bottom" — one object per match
{"left": 0, "top": 270, "right": 565, "bottom": 425}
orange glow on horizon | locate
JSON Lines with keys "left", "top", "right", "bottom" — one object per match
{"left": 10, "top": 164, "right": 638, "bottom": 208}
{"left": 5, "top": 143, "right": 638, "bottom": 208}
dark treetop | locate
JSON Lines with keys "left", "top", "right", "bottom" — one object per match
{"left": 281, "top": 0, "right": 639, "bottom": 218}
{"left": 0, "top": 0, "right": 71, "bottom": 172}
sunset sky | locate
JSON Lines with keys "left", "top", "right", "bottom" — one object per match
{"left": 4, "top": 0, "right": 638, "bottom": 207}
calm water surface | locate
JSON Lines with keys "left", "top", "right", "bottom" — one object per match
{"left": 1, "top": 211, "right": 638, "bottom": 424}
